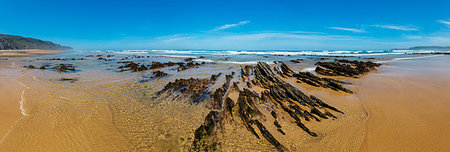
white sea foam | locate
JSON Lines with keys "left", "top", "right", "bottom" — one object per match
{"left": 193, "top": 59, "right": 214, "bottom": 62}
{"left": 217, "top": 61, "right": 273, "bottom": 64}
{"left": 377, "top": 54, "right": 444, "bottom": 63}
{"left": 301, "top": 67, "right": 316, "bottom": 72}
{"left": 155, "top": 55, "right": 197, "bottom": 58}
{"left": 19, "top": 90, "right": 27, "bottom": 116}
{"left": 84, "top": 49, "right": 443, "bottom": 56}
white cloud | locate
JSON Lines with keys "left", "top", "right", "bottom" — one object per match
{"left": 156, "top": 34, "right": 191, "bottom": 42}
{"left": 438, "top": 19, "right": 450, "bottom": 26}
{"left": 328, "top": 27, "right": 366, "bottom": 33}
{"left": 213, "top": 21, "right": 250, "bottom": 31}
{"left": 375, "top": 24, "right": 418, "bottom": 31}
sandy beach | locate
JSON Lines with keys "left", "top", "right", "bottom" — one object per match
{"left": 0, "top": 51, "right": 448, "bottom": 151}
{"left": 0, "top": 50, "right": 64, "bottom": 57}
{"left": 358, "top": 55, "right": 450, "bottom": 151}
{"left": 0, "top": 60, "right": 24, "bottom": 143}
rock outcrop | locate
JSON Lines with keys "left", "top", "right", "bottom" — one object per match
{"left": 293, "top": 72, "right": 353, "bottom": 93}
{"left": 315, "top": 59, "right": 381, "bottom": 77}
{"left": 185, "top": 62, "right": 344, "bottom": 151}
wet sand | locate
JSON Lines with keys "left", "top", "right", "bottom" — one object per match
{"left": 358, "top": 55, "right": 450, "bottom": 151}
{"left": 0, "top": 60, "right": 24, "bottom": 142}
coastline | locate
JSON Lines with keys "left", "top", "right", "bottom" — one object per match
{"left": 0, "top": 49, "right": 66, "bottom": 57}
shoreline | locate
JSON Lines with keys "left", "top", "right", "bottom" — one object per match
{"left": 0, "top": 49, "right": 67, "bottom": 57}
{"left": 0, "top": 50, "right": 65, "bottom": 144}
{"left": 0, "top": 60, "right": 24, "bottom": 143}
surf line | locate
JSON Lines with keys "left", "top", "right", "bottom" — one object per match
{"left": 19, "top": 90, "right": 27, "bottom": 116}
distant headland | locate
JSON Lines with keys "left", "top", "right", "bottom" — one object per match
{"left": 0, "top": 34, "right": 71, "bottom": 50}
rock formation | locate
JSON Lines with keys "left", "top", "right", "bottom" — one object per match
{"left": 315, "top": 59, "right": 381, "bottom": 77}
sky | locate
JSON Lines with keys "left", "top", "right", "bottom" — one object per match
{"left": 1, "top": 0, "right": 449, "bottom": 50}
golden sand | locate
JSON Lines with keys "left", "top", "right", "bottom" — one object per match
{"left": 0, "top": 61, "right": 24, "bottom": 142}
{"left": 0, "top": 49, "right": 64, "bottom": 57}
{"left": 358, "top": 55, "right": 450, "bottom": 151}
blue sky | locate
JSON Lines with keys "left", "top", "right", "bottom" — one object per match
{"left": 1, "top": 0, "right": 449, "bottom": 50}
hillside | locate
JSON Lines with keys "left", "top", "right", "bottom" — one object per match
{"left": 0, "top": 34, "right": 71, "bottom": 50}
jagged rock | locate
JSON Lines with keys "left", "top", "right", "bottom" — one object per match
{"left": 211, "top": 74, "right": 232, "bottom": 109}
{"left": 158, "top": 74, "right": 221, "bottom": 103}
{"left": 238, "top": 88, "right": 263, "bottom": 139}
{"left": 254, "top": 120, "right": 288, "bottom": 152}
{"left": 150, "top": 61, "right": 184, "bottom": 69}
{"left": 53, "top": 64, "right": 75, "bottom": 72}
{"left": 310, "top": 95, "right": 343, "bottom": 114}
{"left": 315, "top": 59, "right": 381, "bottom": 77}
{"left": 224, "top": 97, "right": 235, "bottom": 117}
{"left": 178, "top": 62, "right": 201, "bottom": 71}
{"left": 293, "top": 72, "right": 353, "bottom": 93}
{"left": 240, "top": 65, "right": 253, "bottom": 79}
{"left": 199, "top": 56, "right": 205, "bottom": 59}
{"left": 290, "top": 59, "right": 303, "bottom": 63}
{"left": 192, "top": 111, "right": 221, "bottom": 151}
{"left": 277, "top": 128, "right": 286, "bottom": 135}
{"left": 271, "top": 111, "right": 277, "bottom": 118}
{"left": 119, "top": 61, "right": 148, "bottom": 72}
{"left": 24, "top": 65, "right": 35, "bottom": 69}
{"left": 274, "top": 62, "right": 294, "bottom": 77}
{"left": 58, "top": 78, "right": 78, "bottom": 83}
{"left": 184, "top": 57, "right": 195, "bottom": 62}
{"left": 153, "top": 70, "right": 167, "bottom": 78}
{"left": 252, "top": 62, "right": 342, "bottom": 137}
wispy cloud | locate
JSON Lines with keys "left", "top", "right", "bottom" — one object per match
{"left": 220, "top": 32, "right": 356, "bottom": 41}
{"left": 438, "top": 19, "right": 450, "bottom": 26}
{"left": 375, "top": 24, "right": 418, "bottom": 31}
{"left": 213, "top": 21, "right": 250, "bottom": 31}
{"left": 156, "top": 34, "right": 192, "bottom": 42}
{"left": 328, "top": 27, "right": 366, "bottom": 33}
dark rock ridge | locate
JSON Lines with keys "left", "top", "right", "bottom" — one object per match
{"left": 293, "top": 72, "right": 353, "bottom": 93}
{"left": 53, "top": 64, "right": 76, "bottom": 72}
{"left": 158, "top": 73, "right": 222, "bottom": 103}
{"left": 156, "top": 60, "right": 377, "bottom": 151}
{"left": 273, "top": 62, "right": 352, "bottom": 93}
{"left": 149, "top": 61, "right": 184, "bottom": 69}
{"left": 58, "top": 78, "right": 78, "bottom": 83}
{"left": 185, "top": 62, "right": 345, "bottom": 151}
{"left": 118, "top": 61, "right": 148, "bottom": 72}
{"left": 315, "top": 59, "right": 381, "bottom": 77}
{"left": 26, "top": 64, "right": 75, "bottom": 72}
{"left": 153, "top": 71, "right": 168, "bottom": 78}
{"left": 0, "top": 34, "right": 71, "bottom": 50}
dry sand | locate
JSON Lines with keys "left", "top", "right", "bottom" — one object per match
{"left": 0, "top": 49, "right": 64, "bottom": 57}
